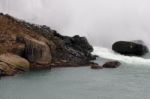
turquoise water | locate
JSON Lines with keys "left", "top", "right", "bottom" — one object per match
{"left": 1, "top": 63, "right": 150, "bottom": 99}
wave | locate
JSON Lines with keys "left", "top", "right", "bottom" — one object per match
{"left": 93, "top": 46, "right": 150, "bottom": 66}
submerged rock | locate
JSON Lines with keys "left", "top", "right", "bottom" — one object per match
{"left": 103, "top": 61, "right": 121, "bottom": 68}
{"left": 112, "top": 40, "right": 149, "bottom": 56}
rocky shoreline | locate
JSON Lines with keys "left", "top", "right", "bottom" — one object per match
{"left": 0, "top": 13, "right": 97, "bottom": 76}
{"left": 0, "top": 13, "right": 147, "bottom": 77}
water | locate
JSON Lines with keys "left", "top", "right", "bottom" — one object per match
{"left": 0, "top": 0, "right": 150, "bottom": 98}
{"left": 1, "top": 47, "right": 150, "bottom": 99}
{"left": 93, "top": 47, "right": 150, "bottom": 65}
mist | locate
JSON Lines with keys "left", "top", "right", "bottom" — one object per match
{"left": 0, "top": 0, "right": 150, "bottom": 47}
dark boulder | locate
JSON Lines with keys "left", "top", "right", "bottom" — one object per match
{"left": 49, "top": 34, "right": 96, "bottom": 66}
{"left": 112, "top": 41, "right": 149, "bottom": 56}
{"left": 103, "top": 61, "right": 121, "bottom": 68}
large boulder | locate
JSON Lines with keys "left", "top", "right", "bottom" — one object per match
{"left": 0, "top": 53, "right": 30, "bottom": 76}
{"left": 112, "top": 40, "right": 149, "bottom": 56}
{"left": 16, "top": 35, "right": 52, "bottom": 69}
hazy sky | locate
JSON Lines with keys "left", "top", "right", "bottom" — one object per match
{"left": 0, "top": 0, "right": 150, "bottom": 47}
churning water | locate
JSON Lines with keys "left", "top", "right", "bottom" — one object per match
{"left": 93, "top": 47, "right": 150, "bottom": 66}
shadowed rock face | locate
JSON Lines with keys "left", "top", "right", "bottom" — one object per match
{"left": 112, "top": 41, "right": 149, "bottom": 56}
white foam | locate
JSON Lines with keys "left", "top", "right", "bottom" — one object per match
{"left": 93, "top": 46, "right": 150, "bottom": 66}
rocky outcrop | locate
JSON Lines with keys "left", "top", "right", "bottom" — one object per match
{"left": 16, "top": 35, "right": 52, "bottom": 69}
{"left": 112, "top": 41, "right": 149, "bottom": 56}
{"left": 0, "top": 53, "right": 30, "bottom": 76}
{"left": 103, "top": 61, "right": 121, "bottom": 68}
{"left": 14, "top": 16, "right": 96, "bottom": 66}
{"left": 0, "top": 13, "right": 96, "bottom": 75}
{"left": 50, "top": 35, "right": 96, "bottom": 66}
{"left": 17, "top": 36, "right": 51, "bottom": 63}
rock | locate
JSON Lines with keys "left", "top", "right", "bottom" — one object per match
{"left": 51, "top": 35, "right": 96, "bottom": 66}
{"left": 17, "top": 35, "right": 52, "bottom": 64}
{"left": 112, "top": 41, "right": 149, "bottom": 56}
{"left": 0, "top": 13, "right": 96, "bottom": 69}
{"left": 103, "top": 61, "right": 121, "bottom": 68}
{"left": 66, "top": 35, "right": 93, "bottom": 54}
{"left": 0, "top": 69, "right": 2, "bottom": 76}
{"left": 11, "top": 43, "right": 25, "bottom": 57}
{"left": 0, "top": 53, "right": 30, "bottom": 76}
{"left": 0, "top": 53, "right": 30, "bottom": 70}
{"left": 91, "top": 63, "right": 103, "bottom": 69}
{"left": 0, "top": 62, "right": 16, "bottom": 76}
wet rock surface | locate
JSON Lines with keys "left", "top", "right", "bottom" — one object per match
{"left": 103, "top": 61, "right": 121, "bottom": 68}
{"left": 112, "top": 40, "right": 149, "bottom": 56}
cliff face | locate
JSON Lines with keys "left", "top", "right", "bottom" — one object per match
{"left": 0, "top": 13, "right": 96, "bottom": 74}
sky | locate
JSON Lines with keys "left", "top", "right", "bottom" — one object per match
{"left": 0, "top": 0, "right": 150, "bottom": 47}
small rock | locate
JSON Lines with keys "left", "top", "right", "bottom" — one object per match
{"left": 103, "top": 61, "right": 121, "bottom": 68}
{"left": 91, "top": 63, "right": 103, "bottom": 69}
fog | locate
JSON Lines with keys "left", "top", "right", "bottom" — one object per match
{"left": 0, "top": 0, "right": 150, "bottom": 47}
